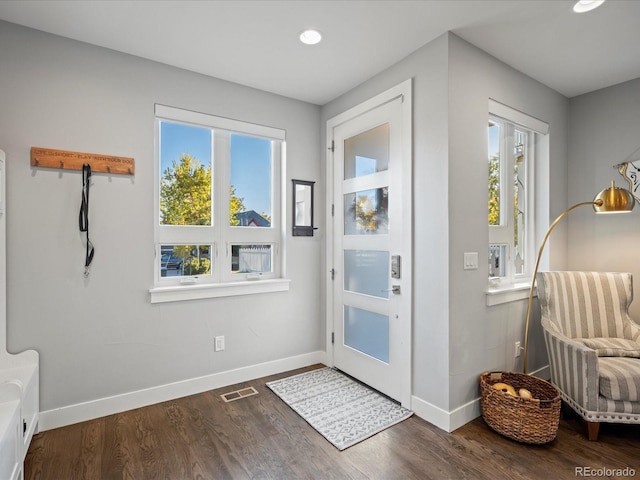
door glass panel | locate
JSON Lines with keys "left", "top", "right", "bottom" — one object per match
{"left": 344, "top": 306, "right": 389, "bottom": 363}
{"left": 344, "top": 250, "right": 389, "bottom": 298}
{"left": 344, "top": 188, "right": 389, "bottom": 235}
{"left": 344, "top": 123, "right": 389, "bottom": 179}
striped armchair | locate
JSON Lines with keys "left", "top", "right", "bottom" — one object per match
{"left": 537, "top": 271, "right": 640, "bottom": 440}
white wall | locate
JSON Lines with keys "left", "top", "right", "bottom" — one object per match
{"left": 322, "top": 33, "right": 569, "bottom": 428}
{"left": 567, "top": 77, "right": 640, "bottom": 319}
{"left": 0, "top": 21, "right": 324, "bottom": 426}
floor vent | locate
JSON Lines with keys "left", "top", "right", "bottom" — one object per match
{"left": 220, "top": 386, "right": 259, "bottom": 403}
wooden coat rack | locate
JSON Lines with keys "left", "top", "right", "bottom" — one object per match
{"left": 30, "top": 147, "right": 135, "bottom": 175}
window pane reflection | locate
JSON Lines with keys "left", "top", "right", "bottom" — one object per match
{"left": 344, "top": 123, "right": 390, "bottom": 179}
{"left": 344, "top": 188, "right": 389, "bottom": 235}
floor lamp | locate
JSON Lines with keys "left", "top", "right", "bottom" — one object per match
{"left": 522, "top": 180, "right": 635, "bottom": 374}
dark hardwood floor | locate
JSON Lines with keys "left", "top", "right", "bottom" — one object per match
{"left": 25, "top": 365, "right": 639, "bottom": 480}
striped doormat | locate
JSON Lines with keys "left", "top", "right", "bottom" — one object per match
{"left": 266, "top": 367, "right": 413, "bottom": 450}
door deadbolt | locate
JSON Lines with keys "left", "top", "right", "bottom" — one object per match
{"left": 391, "top": 255, "right": 401, "bottom": 279}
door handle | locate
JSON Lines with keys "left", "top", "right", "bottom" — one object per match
{"left": 382, "top": 285, "right": 401, "bottom": 295}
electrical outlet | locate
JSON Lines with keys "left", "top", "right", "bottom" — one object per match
{"left": 514, "top": 341, "right": 521, "bottom": 358}
{"left": 215, "top": 336, "right": 225, "bottom": 352}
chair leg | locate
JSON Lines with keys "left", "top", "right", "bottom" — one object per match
{"left": 585, "top": 421, "right": 600, "bottom": 441}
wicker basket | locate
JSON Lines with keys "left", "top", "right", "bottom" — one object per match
{"left": 480, "top": 371, "right": 561, "bottom": 444}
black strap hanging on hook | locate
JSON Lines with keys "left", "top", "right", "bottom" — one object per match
{"left": 79, "top": 164, "right": 94, "bottom": 275}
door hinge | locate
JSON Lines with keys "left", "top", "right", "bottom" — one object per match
{"left": 328, "top": 140, "right": 335, "bottom": 152}
{"left": 330, "top": 268, "right": 336, "bottom": 280}
{"left": 331, "top": 332, "right": 335, "bottom": 344}
{"left": 331, "top": 204, "right": 334, "bottom": 217}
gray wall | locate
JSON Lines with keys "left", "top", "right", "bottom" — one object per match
{"left": 567, "top": 77, "right": 640, "bottom": 319}
{"left": 447, "top": 35, "right": 568, "bottom": 410}
{"left": 0, "top": 21, "right": 323, "bottom": 414}
{"left": 6, "top": 17, "right": 627, "bottom": 429}
{"left": 321, "top": 33, "right": 452, "bottom": 410}
{"left": 322, "top": 33, "right": 569, "bottom": 416}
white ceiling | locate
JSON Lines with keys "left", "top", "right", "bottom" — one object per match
{"left": 1, "top": 0, "right": 639, "bottom": 105}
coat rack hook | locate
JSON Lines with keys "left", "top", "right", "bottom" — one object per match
{"left": 30, "top": 147, "right": 135, "bottom": 175}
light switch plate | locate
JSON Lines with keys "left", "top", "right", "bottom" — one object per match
{"left": 463, "top": 252, "right": 479, "bottom": 270}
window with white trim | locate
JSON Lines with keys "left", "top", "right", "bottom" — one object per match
{"left": 488, "top": 116, "right": 533, "bottom": 285}
{"left": 151, "top": 105, "right": 286, "bottom": 301}
{"left": 487, "top": 100, "right": 548, "bottom": 295}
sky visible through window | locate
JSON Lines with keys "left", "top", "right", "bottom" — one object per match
{"left": 160, "top": 121, "right": 272, "bottom": 218}
{"left": 488, "top": 123, "right": 499, "bottom": 158}
{"left": 230, "top": 133, "right": 271, "bottom": 218}
{"left": 355, "top": 155, "right": 377, "bottom": 176}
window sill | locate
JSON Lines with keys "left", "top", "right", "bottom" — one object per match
{"left": 149, "top": 278, "right": 291, "bottom": 304}
{"left": 486, "top": 282, "right": 535, "bottom": 306}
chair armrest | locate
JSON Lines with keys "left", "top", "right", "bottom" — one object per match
{"left": 542, "top": 323, "right": 599, "bottom": 411}
{"left": 628, "top": 317, "right": 640, "bottom": 342}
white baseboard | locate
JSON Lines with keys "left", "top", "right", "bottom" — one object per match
{"left": 411, "top": 364, "right": 551, "bottom": 433}
{"left": 39, "top": 350, "right": 326, "bottom": 432}
{"left": 411, "top": 395, "right": 481, "bottom": 433}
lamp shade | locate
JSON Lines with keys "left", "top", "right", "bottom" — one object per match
{"left": 593, "top": 180, "right": 635, "bottom": 213}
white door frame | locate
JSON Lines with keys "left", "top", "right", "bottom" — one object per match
{"left": 325, "top": 79, "right": 413, "bottom": 407}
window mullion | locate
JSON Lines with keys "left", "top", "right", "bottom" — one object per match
{"left": 271, "top": 141, "right": 281, "bottom": 233}
{"left": 504, "top": 123, "right": 515, "bottom": 230}
{"left": 505, "top": 123, "right": 517, "bottom": 283}
{"left": 523, "top": 133, "right": 536, "bottom": 280}
{"left": 214, "top": 130, "right": 230, "bottom": 282}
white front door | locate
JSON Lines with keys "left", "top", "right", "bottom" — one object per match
{"left": 326, "top": 80, "right": 412, "bottom": 407}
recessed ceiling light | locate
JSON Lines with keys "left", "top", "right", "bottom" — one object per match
{"left": 573, "top": 0, "right": 605, "bottom": 13}
{"left": 300, "top": 29, "right": 322, "bottom": 45}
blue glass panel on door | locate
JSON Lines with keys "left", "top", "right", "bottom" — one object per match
{"left": 344, "top": 250, "right": 389, "bottom": 298}
{"left": 344, "top": 306, "right": 389, "bottom": 363}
